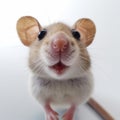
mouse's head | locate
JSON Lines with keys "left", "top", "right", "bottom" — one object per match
{"left": 17, "top": 16, "right": 96, "bottom": 80}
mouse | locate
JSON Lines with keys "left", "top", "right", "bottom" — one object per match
{"left": 16, "top": 16, "right": 96, "bottom": 120}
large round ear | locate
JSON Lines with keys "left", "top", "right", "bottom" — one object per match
{"left": 16, "top": 16, "right": 41, "bottom": 46}
{"left": 74, "top": 18, "right": 96, "bottom": 46}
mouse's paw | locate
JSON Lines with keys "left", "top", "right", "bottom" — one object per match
{"left": 45, "top": 104, "right": 59, "bottom": 120}
{"left": 62, "top": 112, "right": 74, "bottom": 120}
{"left": 46, "top": 110, "right": 59, "bottom": 120}
{"left": 62, "top": 105, "right": 76, "bottom": 120}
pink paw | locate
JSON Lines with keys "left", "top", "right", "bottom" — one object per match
{"left": 46, "top": 110, "right": 59, "bottom": 120}
{"left": 62, "top": 112, "right": 74, "bottom": 120}
{"left": 45, "top": 104, "right": 59, "bottom": 120}
{"left": 62, "top": 105, "right": 76, "bottom": 120}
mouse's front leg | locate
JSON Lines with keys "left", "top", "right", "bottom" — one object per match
{"left": 62, "top": 105, "right": 76, "bottom": 120}
{"left": 44, "top": 103, "right": 59, "bottom": 120}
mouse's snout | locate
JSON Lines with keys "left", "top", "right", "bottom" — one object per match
{"left": 51, "top": 33, "right": 69, "bottom": 53}
{"left": 41, "top": 32, "right": 79, "bottom": 75}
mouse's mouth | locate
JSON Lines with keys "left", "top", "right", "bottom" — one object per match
{"left": 49, "top": 61, "right": 69, "bottom": 75}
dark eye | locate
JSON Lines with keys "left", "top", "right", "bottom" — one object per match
{"left": 38, "top": 29, "right": 47, "bottom": 40}
{"left": 72, "top": 29, "right": 80, "bottom": 40}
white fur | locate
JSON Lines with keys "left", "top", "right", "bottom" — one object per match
{"left": 29, "top": 70, "right": 94, "bottom": 107}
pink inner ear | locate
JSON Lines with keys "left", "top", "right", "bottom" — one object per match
{"left": 26, "top": 25, "right": 40, "bottom": 42}
{"left": 74, "top": 19, "right": 96, "bottom": 47}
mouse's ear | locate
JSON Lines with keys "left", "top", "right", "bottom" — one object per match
{"left": 16, "top": 16, "right": 41, "bottom": 46}
{"left": 74, "top": 18, "right": 96, "bottom": 46}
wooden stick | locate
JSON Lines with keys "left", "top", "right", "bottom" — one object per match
{"left": 87, "top": 98, "right": 114, "bottom": 120}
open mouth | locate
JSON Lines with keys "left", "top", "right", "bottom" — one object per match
{"left": 49, "top": 61, "right": 69, "bottom": 75}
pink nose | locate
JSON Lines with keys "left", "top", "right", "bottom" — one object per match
{"left": 51, "top": 36, "right": 69, "bottom": 52}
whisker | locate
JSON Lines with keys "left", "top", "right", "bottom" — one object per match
{"left": 79, "top": 54, "right": 90, "bottom": 62}
{"left": 32, "top": 61, "right": 44, "bottom": 72}
{"left": 80, "top": 56, "right": 90, "bottom": 63}
{"left": 29, "top": 57, "right": 45, "bottom": 74}
{"left": 29, "top": 58, "right": 42, "bottom": 66}
{"left": 78, "top": 54, "right": 91, "bottom": 72}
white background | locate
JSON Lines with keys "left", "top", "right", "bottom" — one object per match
{"left": 0, "top": 0, "right": 120, "bottom": 119}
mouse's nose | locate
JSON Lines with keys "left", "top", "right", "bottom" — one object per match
{"left": 51, "top": 33, "right": 69, "bottom": 52}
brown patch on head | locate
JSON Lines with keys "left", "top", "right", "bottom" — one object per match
{"left": 47, "top": 23, "right": 71, "bottom": 35}
{"left": 45, "top": 23, "right": 72, "bottom": 39}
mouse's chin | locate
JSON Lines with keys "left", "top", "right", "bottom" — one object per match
{"left": 49, "top": 61, "right": 69, "bottom": 75}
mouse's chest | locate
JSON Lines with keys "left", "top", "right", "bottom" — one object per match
{"left": 30, "top": 78, "right": 84, "bottom": 104}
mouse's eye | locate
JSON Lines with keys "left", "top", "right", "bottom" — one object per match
{"left": 38, "top": 29, "right": 47, "bottom": 40}
{"left": 72, "top": 29, "right": 80, "bottom": 40}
